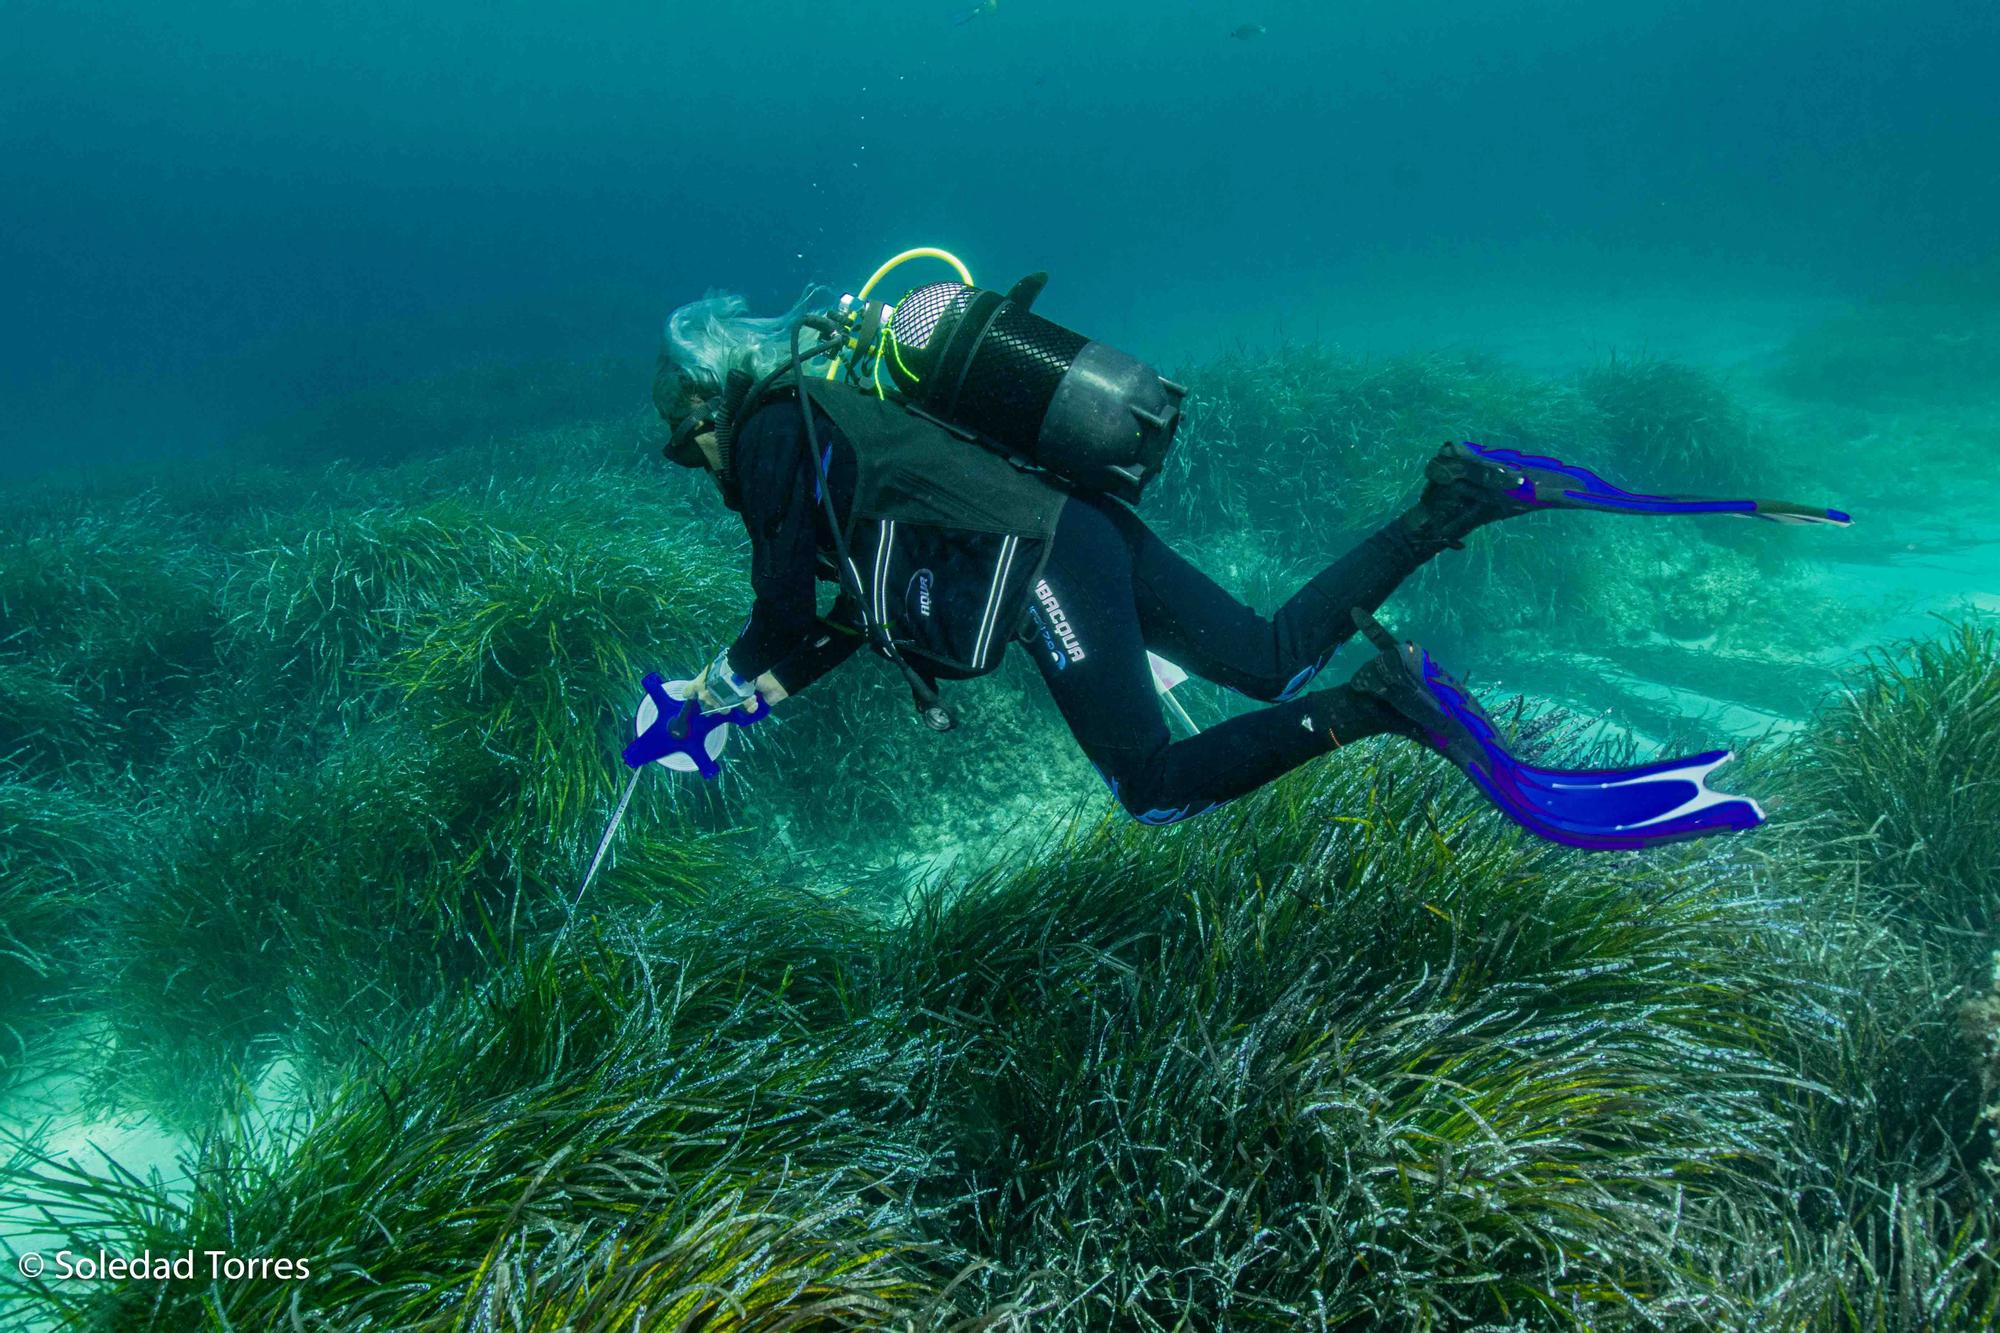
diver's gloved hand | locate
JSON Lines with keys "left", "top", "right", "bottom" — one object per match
{"left": 691, "top": 648, "right": 760, "bottom": 715}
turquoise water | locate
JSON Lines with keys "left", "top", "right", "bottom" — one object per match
{"left": 5, "top": 0, "right": 1996, "bottom": 472}
{"left": 4, "top": 2, "right": 1998, "bottom": 1328}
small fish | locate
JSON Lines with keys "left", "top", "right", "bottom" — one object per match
{"left": 1229, "top": 23, "right": 1267, "bottom": 40}
{"left": 954, "top": 0, "right": 999, "bottom": 25}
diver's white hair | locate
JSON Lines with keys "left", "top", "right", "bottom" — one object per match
{"left": 662, "top": 286, "right": 832, "bottom": 396}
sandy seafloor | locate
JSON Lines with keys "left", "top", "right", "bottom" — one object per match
{"left": 2, "top": 275, "right": 1994, "bottom": 1330}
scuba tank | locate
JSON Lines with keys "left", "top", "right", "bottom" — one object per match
{"left": 694, "top": 251, "right": 1182, "bottom": 731}
{"left": 825, "top": 259, "right": 1187, "bottom": 504}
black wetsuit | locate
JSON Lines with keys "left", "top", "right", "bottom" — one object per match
{"left": 723, "top": 397, "right": 1429, "bottom": 824}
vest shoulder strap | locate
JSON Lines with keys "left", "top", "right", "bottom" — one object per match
{"left": 799, "top": 378, "right": 1067, "bottom": 543}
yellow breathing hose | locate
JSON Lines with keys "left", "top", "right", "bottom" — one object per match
{"left": 825, "top": 247, "right": 974, "bottom": 380}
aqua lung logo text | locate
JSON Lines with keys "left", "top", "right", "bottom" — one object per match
{"left": 1034, "top": 580, "right": 1085, "bottom": 662}
{"left": 909, "top": 568, "right": 935, "bottom": 618}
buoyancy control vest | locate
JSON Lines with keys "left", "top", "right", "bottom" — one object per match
{"left": 791, "top": 377, "right": 1070, "bottom": 678}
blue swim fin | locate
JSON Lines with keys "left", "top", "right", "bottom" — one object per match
{"left": 1349, "top": 611, "right": 1767, "bottom": 851}
{"left": 1437, "top": 440, "right": 1852, "bottom": 526}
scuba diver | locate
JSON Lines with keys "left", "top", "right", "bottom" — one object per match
{"left": 651, "top": 258, "right": 1850, "bottom": 851}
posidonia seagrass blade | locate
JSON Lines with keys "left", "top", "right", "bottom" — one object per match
{"left": 3, "top": 348, "right": 1994, "bottom": 1331}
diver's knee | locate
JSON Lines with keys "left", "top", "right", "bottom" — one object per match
{"left": 1234, "top": 657, "right": 1326, "bottom": 704}
{"left": 1119, "top": 793, "right": 1212, "bottom": 826}
{"left": 1098, "top": 765, "right": 1213, "bottom": 826}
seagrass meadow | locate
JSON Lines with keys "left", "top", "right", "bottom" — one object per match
{"left": 2, "top": 314, "right": 1998, "bottom": 1331}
